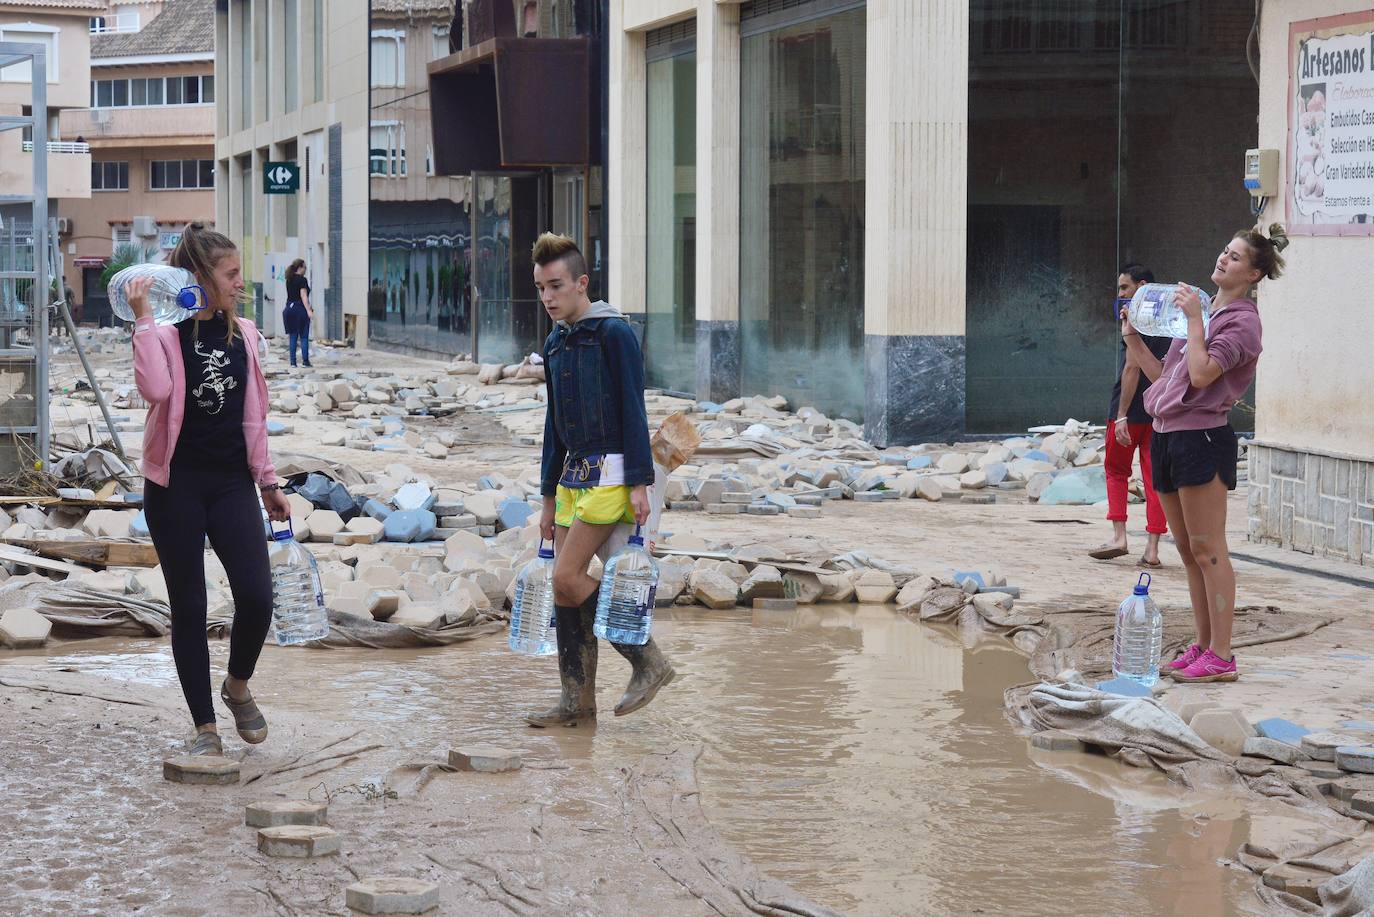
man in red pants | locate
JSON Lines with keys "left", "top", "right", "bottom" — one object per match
{"left": 1090, "top": 263, "right": 1171, "bottom": 567}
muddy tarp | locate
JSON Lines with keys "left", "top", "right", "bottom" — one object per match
{"left": 1320, "top": 853, "right": 1374, "bottom": 916}
{"left": 31, "top": 584, "right": 172, "bottom": 637}
{"left": 622, "top": 745, "right": 842, "bottom": 917}
{"left": 272, "top": 454, "right": 370, "bottom": 489}
{"left": 303, "top": 609, "right": 507, "bottom": 648}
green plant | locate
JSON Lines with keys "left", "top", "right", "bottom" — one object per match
{"left": 99, "top": 243, "right": 153, "bottom": 290}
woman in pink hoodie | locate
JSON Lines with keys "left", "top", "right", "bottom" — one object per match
{"left": 1121, "top": 224, "right": 1288, "bottom": 684}
{"left": 128, "top": 224, "right": 291, "bottom": 757}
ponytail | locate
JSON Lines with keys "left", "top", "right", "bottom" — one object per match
{"left": 1234, "top": 222, "right": 1289, "bottom": 281}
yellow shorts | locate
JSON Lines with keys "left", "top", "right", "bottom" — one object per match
{"left": 555, "top": 484, "right": 635, "bottom": 528}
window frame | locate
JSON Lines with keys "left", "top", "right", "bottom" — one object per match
{"left": 91, "top": 160, "right": 130, "bottom": 192}
{"left": 0, "top": 25, "right": 60, "bottom": 83}
{"left": 149, "top": 158, "right": 216, "bottom": 191}
{"left": 370, "top": 29, "right": 406, "bottom": 88}
{"left": 88, "top": 75, "right": 214, "bottom": 109}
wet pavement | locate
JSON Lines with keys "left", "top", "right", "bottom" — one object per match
{"left": 6, "top": 605, "right": 1266, "bottom": 915}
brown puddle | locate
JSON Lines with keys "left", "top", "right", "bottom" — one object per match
{"left": 14, "top": 606, "right": 1269, "bottom": 915}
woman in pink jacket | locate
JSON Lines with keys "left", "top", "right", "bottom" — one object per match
{"left": 1121, "top": 223, "right": 1288, "bottom": 684}
{"left": 129, "top": 224, "right": 291, "bottom": 757}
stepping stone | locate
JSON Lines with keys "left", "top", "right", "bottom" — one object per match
{"left": 245, "top": 800, "right": 328, "bottom": 828}
{"left": 258, "top": 825, "right": 341, "bottom": 858}
{"left": 1242, "top": 736, "right": 1308, "bottom": 766}
{"left": 447, "top": 745, "right": 524, "bottom": 773}
{"left": 752, "top": 597, "right": 797, "bottom": 611}
{"left": 346, "top": 878, "right": 440, "bottom": 915}
{"left": 1335, "top": 746, "right": 1374, "bottom": 774}
{"left": 1301, "top": 732, "right": 1355, "bottom": 761}
{"left": 163, "top": 755, "right": 240, "bottom": 786}
{"left": 1030, "top": 730, "right": 1087, "bottom": 753}
{"left": 1254, "top": 717, "right": 1310, "bottom": 746}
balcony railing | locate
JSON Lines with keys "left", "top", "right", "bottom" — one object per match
{"left": 21, "top": 140, "right": 91, "bottom": 155}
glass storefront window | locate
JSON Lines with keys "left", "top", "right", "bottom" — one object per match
{"left": 644, "top": 39, "right": 696, "bottom": 394}
{"left": 740, "top": 3, "right": 866, "bottom": 419}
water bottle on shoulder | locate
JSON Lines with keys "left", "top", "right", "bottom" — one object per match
{"left": 594, "top": 525, "right": 659, "bottom": 646}
{"left": 510, "top": 540, "right": 557, "bottom": 656}
{"left": 107, "top": 263, "right": 206, "bottom": 325}
{"left": 1112, "top": 572, "right": 1163, "bottom": 688}
{"left": 267, "top": 520, "right": 329, "bottom": 646}
{"left": 1126, "top": 283, "right": 1212, "bottom": 339}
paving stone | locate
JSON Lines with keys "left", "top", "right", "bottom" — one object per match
{"left": 0, "top": 608, "right": 51, "bottom": 648}
{"left": 669, "top": 501, "right": 703, "bottom": 511}
{"left": 959, "top": 469, "right": 988, "bottom": 490}
{"left": 937, "top": 453, "right": 970, "bottom": 474}
{"left": 447, "top": 745, "right": 524, "bottom": 773}
{"left": 1190, "top": 708, "right": 1256, "bottom": 757}
{"left": 383, "top": 510, "right": 438, "bottom": 543}
{"left": 1242, "top": 736, "right": 1309, "bottom": 766}
{"left": 393, "top": 483, "right": 435, "bottom": 513}
{"left": 1335, "top": 746, "right": 1374, "bottom": 774}
{"left": 367, "top": 590, "right": 401, "bottom": 620}
{"left": 245, "top": 800, "right": 329, "bottom": 828}
{"left": 1254, "top": 718, "right": 1310, "bottom": 746}
{"left": 720, "top": 492, "right": 753, "bottom": 504}
{"left": 1302, "top": 732, "right": 1356, "bottom": 761}
{"left": 359, "top": 565, "right": 403, "bottom": 588}
{"left": 497, "top": 498, "right": 535, "bottom": 531}
{"left": 163, "top": 755, "right": 239, "bottom": 785}
{"left": 786, "top": 505, "right": 822, "bottom": 519}
{"left": 1299, "top": 760, "right": 1346, "bottom": 780}
{"left": 363, "top": 498, "right": 393, "bottom": 521}
{"left": 1030, "top": 730, "right": 1087, "bottom": 752}
{"left": 894, "top": 575, "right": 937, "bottom": 613}
{"left": 738, "top": 565, "right": 785, "bottom": 602}
{"left": 782, "top": 571, "right": 823, "bottom": 605}
{"left": 852, "top": 491, "right": 886, "bottom": 503}
{"left": 346, "top": 878, "right": 440, "bottom": 915}
{"left": 706, "top": 503, "right": 742, "bottom": 515}
{"left": 306, "top": 510, "right": 345, "bottom": 542}
{"left": 745, "top": 504, "right": 781, "bottom": 516}
{"left": 258, "top": 825, "right": 341, "bottom": 858}
{"left": 960, "top": 494, "right": 997, "bottom": 505}
{"left": 343, "top": 516, "right": 384, "bottom": 542}
{"left": 691, "top": 571, "right": 739, "bottom": 609}
{"left": 1352, "top": 792, "right": 1374, "bottom": 817}
{"left": 1260, "top": 863, "right": 1329, "bottom": 904}
{"left": 852, "top": 569, "right": 897, "bottom": 604}
{"left": 81, "top": 509, "right": 136, "bottom": 539}
{"left": 752, "top": 597, "right": 797, "bottom": 611}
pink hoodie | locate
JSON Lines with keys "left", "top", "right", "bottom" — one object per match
{"left": 132, "top": 314, "right": 277, "bottom": 488}
{"left": 1143, "top": 299, "right": 1262, "bottom": 433}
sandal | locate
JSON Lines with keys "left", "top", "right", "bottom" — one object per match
{"left": 187, "top": 730, "right": 224, "bottom": 757}
{"left": 220, "top": 679, "right": 268, "bottom": 744}
{"left": 1137, "top": 557, "right": 1163, "bottom": 569}
{"left": 1088, "top": 544, "right": 1129, "bottom": 560}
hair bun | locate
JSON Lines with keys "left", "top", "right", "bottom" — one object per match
{"left": 1267, "top": 222, "right": 1291, "bottom": 252}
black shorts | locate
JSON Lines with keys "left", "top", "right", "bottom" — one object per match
{"left": 1150, "top": 425, "right": 1238, "bottom": 493}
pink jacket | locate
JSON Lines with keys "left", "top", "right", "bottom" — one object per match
{"left": 132, "top": 314, "right": 277, "bottom": 488}
{"left": 1143, "top": 299, "right": 1263, "bottom": 433}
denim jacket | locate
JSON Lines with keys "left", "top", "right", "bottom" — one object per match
{"left": 540, "top": 301, "right": 654, "bottom": 496}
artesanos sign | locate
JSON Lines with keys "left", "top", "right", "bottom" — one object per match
{"left": 1288, "top": 10, "right": 1374, "bottom": 235}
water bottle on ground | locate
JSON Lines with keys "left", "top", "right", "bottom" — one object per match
{"left": 268, "top": 520, "right": 329, "bottom": 646}
{"left": 1112, "top": 572, "right": 1163, "bottom": 688}
{"left": 107, "top": 263, "right": 206, "bottom": 325}
{"left": 509, "top": 540, "right": 557, "bottom": 656}
{"left": 1126, "top": 283, "right": 1213, "bottom": 339}
{"left": 594, "top": 525, "right": 659, "bottom": 646}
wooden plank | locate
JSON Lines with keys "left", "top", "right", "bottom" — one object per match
{"left": 0, "top": 544, "right": 85, "bottom": 575}
{"left": 1, "top": 538, "right": 159, "bottom": 569}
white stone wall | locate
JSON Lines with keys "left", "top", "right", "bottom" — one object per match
{"left": 1249, "top": 442, "right": 1374, "bottom": 565}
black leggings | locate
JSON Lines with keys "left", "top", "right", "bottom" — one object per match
{"left": 144, "top": 465, "right": 273, "bottom": 726}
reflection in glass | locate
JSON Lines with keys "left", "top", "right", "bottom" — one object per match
{"left": 644, "top": 47, "right": 696, "bottom": 393}
{"left": 740, "top": 8, "right": 866, "bottom": 419}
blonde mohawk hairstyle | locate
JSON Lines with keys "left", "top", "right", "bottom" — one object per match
{"left": 531, "top": 232, "right": 588, "bottom": 280}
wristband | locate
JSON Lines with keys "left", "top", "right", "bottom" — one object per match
{"left": 259, "top": 483, "right": 281, "bottom": 492}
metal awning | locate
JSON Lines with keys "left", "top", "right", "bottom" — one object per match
{"left": 426, "top": 37, "right": 594, "bottom": 174}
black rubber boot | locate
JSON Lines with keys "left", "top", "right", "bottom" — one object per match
{"left": 610, "top": 637, "right": 676, "bottom": 717}
{"left": 525, "top": 590, "right": 599, "bottom": 728}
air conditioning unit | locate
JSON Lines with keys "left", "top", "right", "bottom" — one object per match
{"left": 132, "top": 216, "right": 157, "bottom": 237}
{"left": 56, "top": 217, "right": 72, "bottom": 235}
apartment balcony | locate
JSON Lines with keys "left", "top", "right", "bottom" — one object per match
{"left": 0, "top": 133, "right": 90, "bottom": 199}
{"left": 59, "top": 105, "right": 215, "bottom": 149}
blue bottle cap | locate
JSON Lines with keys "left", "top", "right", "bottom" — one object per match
{"left": 628, "top": 535, "right": 644, "bottom": 547}
{"left": 537, "top": 546, "right": 555, "bottom": 559}
{"left": 177, "top": 284, "right": 204, "bottom": 310}
{"left": 271, "top": 520, "right": 294, "bottom": 541}
{"left": 1134, "top": 572, "right": 1151, "bottom": 595}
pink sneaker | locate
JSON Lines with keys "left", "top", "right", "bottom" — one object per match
{"left": 1172, "top": 648, "right": 1238, "bottom": 683}
{"left": 1163, "top": 643, "right": 1203, "bottom": 673}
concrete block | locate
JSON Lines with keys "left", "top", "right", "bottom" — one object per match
{"left": 720, "top": 492, "right": 753, "bottom": 504}
{"left": 393, "top": 483, "right": 435, "bottom": 513}
{"left": 852, "top": 569, "right": 897, "bottom": 604}
{"left": 738, "top": 565, "right": 784, "bottom": 602}
{"left": 1336, "top": 746, "right": 1374, "bottom": 774}
{"left": 306, "top": 510, "right": 345, "bottom": 542}
{"left": 706, "top": 503, "right": 742, "bottom": 515}
{"left": 447, "top": 745, "right": 523, "bottom": 773}
{"left": 346, "top": 878, "right": 440, "bottom": 915}
{"left": 1302, "top": 732, "right": 1356, "bottom": 761}
{"left": 1190, "top": 708, "right": 1256, "bottom": 757}
{"left": 383, "top": 510, "right": 437, "bottom": 543}
{"left": 497, "top": 498, "right": 534, "bottom": 532}
{"left": 752, "top": 597, "right": 797, "bottom": 611}
{"left": 163, "top": 755, "right": 239, "bottom": 785}
{"left": 744, "top": 504, "right": 781, "bottom": 516}
{"left": 1242, "top": 736, "right": 1309, "bottom": 766}
{"left": 1254, "top": 718, "right": 1310, "bottom": 746}
{"left": 245, "top": 800, "right": 329, "bottom": 828}
{"left": 358, "top": 565, "right": 402, "bottom": 588}
{"left": 257, "top": 825, "right": 341, "bottom": 858}
{"left": 367, "top": 590, "right": 401, "bottom": 620}
{"left": 0, "top": 608, "right": 51, "bottom": 648}
{"left": 691, "top": 571, "right": 738, "bottom": 609}
{"left": 1030, "top": 730, "right": 1087, "bottom": 752}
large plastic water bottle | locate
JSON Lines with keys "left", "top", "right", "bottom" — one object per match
{"left": 1127, "top": 283, "right": 1213, "bottom": 339}
{"left": 594, "top": 526, "right": 659, "bottom": 646}
{"left": 267, "top": 520, "right": 329, "bottom": 646}
{"left": 107, "top": 263, "right": 205, "bottom": 325}
{"left": 509, "top": 541, "right": 557, "bottom": 656}
{"left": 1112, "top": 572, "right": 1163, "bottom": 688}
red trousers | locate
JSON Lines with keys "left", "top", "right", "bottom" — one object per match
{"left": 1105, "top": 418, "right": 1167, "bottom": 535}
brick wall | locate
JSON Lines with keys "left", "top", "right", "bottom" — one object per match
{"left": 1248, "top": 442, "right": 1374, "bottom": 565}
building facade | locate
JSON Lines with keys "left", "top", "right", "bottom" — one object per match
{"left": 59, "top": 0, "right": 216, "bottom": 325}
{"left": 1246, "top": 0, "right": 1374, "bottom": 566}
{"left": 607, "top": 0, "right": 1260, "bottom": 444}
{"left": 215, "top": 0, "right": 369, "bottom": 343}
{"left": 0, "top": 0, "right": 98, "bottom": 222}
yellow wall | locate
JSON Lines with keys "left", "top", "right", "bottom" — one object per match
{"left": 1256, "top": 0, "right": 1374, "bottom": 458}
